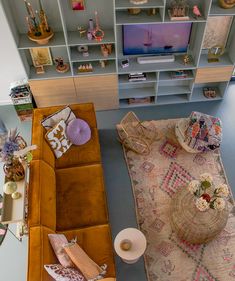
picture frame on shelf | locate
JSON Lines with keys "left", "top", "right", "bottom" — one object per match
{"left": 202, "top": 16, "right": 233, "bottom": 49}
{"left": 71, "top": 0, "right": 85, "bottom": 11}
{"left": 29, "top": 47, "right": 53, "bottom": 67}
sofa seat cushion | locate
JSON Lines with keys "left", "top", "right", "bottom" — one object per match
{"left": 32, "top": 103, "right": 100, "bottom": 168}
{"left": 56, "top": 164, "right": 108, "bottom": 231}
{"left": 55, "top": 127, "right": 101, "bottom": 169}
{"left": 60, "top": 225, "right": 115, "bottom": 278}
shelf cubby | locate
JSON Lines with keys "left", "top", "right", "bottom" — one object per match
{"left": 70, "top": 45, "right": 116, "bottom": 62}
{"left": 116, "top": 9, "right": 163, "bottom": 25}
{"left": 199, "top": 50, "right": 234, "bottom": 68}
{"left": 115, "top": 0, "right": 165, "bottom": 10}
{"left": 67, "top": 30, "right": 116, "bottom": 46}
{"left": 159, "top": 70, "right": 194, "bottom": 81}
{"left": 158, "top": 85, "right": 191, "bottom": 96}
{"left": 73, "top": 60, "right": 116, "bottom": 77}
{"left": 156, "top": 94, "right": 189, "bottom": 104}
{"left": 118, "top": 56, "right": 196, "bottom": 74}
{"left": 210, "top": 0, "right": 235, "bottom": 16}
{"left": 118, "top": 72, "right": 157, "bottom": 84}
{"left": 119, "top": 98, "right": 156, "bottom": 108}
{"left": 119, "top": 81, "right": 157, "bottom": 98}
{"left": 191, "top": 81, "right": 228, "bottom": 102}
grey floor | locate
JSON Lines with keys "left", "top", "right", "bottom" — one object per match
{"left": 0, "top": 84, "right": 235, "bottom": 281}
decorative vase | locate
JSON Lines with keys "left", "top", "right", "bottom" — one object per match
{"left": 170, "top": 187, "right": 229, "bottom": 244}
{"left": 218, "top": 0, "right": 235, "bottom": 9}
{"left": 3, "top": 158, "right": 25, "bottom": 182}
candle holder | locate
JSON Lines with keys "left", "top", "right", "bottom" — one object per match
{"left": 24, "top": 0, "right": 54, "bottom": 45}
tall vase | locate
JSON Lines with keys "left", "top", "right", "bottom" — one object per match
{"left": 3, "top": 158, "right": 25, "bottom": 182}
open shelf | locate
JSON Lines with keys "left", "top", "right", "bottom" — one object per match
{"left": 210, "top": 1, "right": 235, "bottom": 15}
{"left": 158, "top": 85, "right": 191, "bottom": 96}
{"left": 116, "top": 10, "right": 162, "bottom": 25}
{"left": 159, "top": 70, "right": 194, "bottom": 81}
{"left": 156, "top": 94, "right": 189, "bottom": 104}
{"left": 119, "top": 99, "right": 156, "bottom": 108}
{"left": 199, "top": 51, "right": 234, "bottom": 68}
{"left": 191, "top": 87, "right": 223, "bottom": 102}
{"left": 29, "top": 66, "right": 72, "bottom": 80}
{"left": 119, "top": 72, "right": 157, "bottom": 84}
{"left": 115, "top": 0, "right": 164, "bottom": 10}
{"left": 73, "top": 60, "right": 116, "bottom": 76}
{"left": 70, "top": 46, "right": 116, "bottom": 62}
{"left": 67, "top": 30, "right": 115, "bottom": 46}
{"left": 164, "top": 10, "right": 206, "bottom": 23}
{"left": 18, "top": 32, "right": 66, "bottom": 49}
{"left": 119, "top": 87, "right": 156, "bottom": 99}
{"left": 118, "top": 56, "right": 196, "bottom": 73}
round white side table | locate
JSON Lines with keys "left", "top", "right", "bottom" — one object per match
{"left": 114, "top": 228, "right": 147, "bottom": 264}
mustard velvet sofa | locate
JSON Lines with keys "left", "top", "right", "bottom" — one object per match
{"left": 28, "top": 104, "right": 116, "bottom": 281}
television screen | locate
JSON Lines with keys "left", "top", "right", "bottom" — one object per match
{"left": 123, "top": 23, "right": 192, "bottom": 56}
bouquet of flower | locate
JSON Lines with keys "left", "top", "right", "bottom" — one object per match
{"left": 0, "top": 128, "right": 25, "bottom": 164}
{"left": 188, "top": 173, "right": 229, "bottom": 212}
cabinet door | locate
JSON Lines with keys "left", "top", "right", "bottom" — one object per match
{"left": 74, "top": 75, "right": 119, "bottom": 110}
{"left": 195, "top": 66, "right": 234, "bottom": 83}
{"left": 29, "top": 78, "right": 77, "bottom": 108}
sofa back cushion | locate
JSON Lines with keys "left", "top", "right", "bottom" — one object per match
{"left": 31, "top": 103, "right": 100, "bottom": 169}
{"left": 28, "top": 160, "right": 56, "bottom": 230}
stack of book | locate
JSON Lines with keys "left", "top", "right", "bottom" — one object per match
{"left": 128, "top": 73, "right": 147, "bottom": 82}
{"left": 10, "top": 79, "right": 35, "bottom": 121}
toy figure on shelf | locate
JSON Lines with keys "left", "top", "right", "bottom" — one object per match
{"left": 169, "top": 0, "right": 189, "bottom": 20}
{"left": 54, "top": 57, "right": 69, "bottom": 73}
{"left": 193, "top": 5, "right": 202, "bottom": 19}
{"left": 183, "top": 54, "right": 191, "bottom": 65}
{"left": 78, "top": 63, "right": 93, "bottom": 73}
{"left": 93, "top": 11, "right": 104, "bottom": 42}
{"left": 24, "top": 0, "right": 54, "bottom": 45}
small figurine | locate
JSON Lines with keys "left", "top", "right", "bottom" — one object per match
{"left": 99, "top": 60, "right": 108, "bottom": 68}
{"left": 193, "top": 5, "right": 201, "bottom": 19}
{"left": 77, "top": 26, "right": 86, "bottom": 38}
{"left": 183, "top": 54, "right": 191, "bottom": 65}
{"left": 54, "top": 57, "right": 69, "bottom": 73}
{"left": 78, "top": 63, "right": 93, "bottom": 73}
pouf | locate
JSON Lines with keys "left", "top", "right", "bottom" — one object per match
{"left": 66, "top": 118, "right": 91, "bottom": 145}
{"left": 170, "top": 187, "right": 229, "bottom": 244}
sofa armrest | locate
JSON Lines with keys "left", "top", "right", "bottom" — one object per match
{"left": 28, "top": 160, "right": 56, "bottom": 230}
{"left": 28, "top": 226, "right": 57, "bottom": 281}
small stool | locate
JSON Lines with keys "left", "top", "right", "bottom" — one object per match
{"left": 114, "top": 228, "right": 147, "bottom": 264}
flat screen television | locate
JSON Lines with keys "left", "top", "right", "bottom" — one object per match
{"left": 123, "top": 23, "right": 192, "bottom": 56}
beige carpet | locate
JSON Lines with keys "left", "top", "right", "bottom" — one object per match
{"left": 119, "top": 119, "right": 235, "bottom": 281}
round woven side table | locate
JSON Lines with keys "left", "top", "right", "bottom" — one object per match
{"left": 170, "top": 188, "right": 229, "bottom": 244}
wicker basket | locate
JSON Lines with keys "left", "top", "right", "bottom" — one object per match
{"left": 170, "top": 187, "right": 229, "bottom": 244}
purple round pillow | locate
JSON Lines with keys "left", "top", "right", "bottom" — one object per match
{"left": 66, "top": 118, "right": 91, "bottom": 145}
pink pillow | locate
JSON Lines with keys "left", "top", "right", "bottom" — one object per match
{"left": 48, "top": 234, "right": 74, "bottom": 268}
{"left": 44, "top": 264, "right": 87, "bottom": 281}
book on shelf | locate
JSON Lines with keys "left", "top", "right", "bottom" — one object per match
{"left": 128, "top": 97, "right": 151, "bottom": 104}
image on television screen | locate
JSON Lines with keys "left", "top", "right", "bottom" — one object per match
{"left": 123, "top": 23, "right": 192, "bottom": 56}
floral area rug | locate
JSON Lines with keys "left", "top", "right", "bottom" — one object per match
{"left": 119, "top": 118, "right": 235, "bottom": 281}
{"left": 0, "top": 194, "right": 7, "bottom": 245}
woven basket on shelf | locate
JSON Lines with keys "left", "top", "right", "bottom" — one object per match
{"left": 170, "top": 187, "right": 229, "bottom": 244}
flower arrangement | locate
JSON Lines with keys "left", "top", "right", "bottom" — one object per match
{"left": 188, "top": 173, "right": 229, "bottom": 212}
{"left": 0, "top": 129, "right": 22, "bottom": 164}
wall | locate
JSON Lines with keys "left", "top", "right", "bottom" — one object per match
{"left": 0, "top": 0, "right": 26, "bottom": 105}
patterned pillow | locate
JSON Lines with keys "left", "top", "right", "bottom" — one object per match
{"left": 63, "top": 242, "right": 107, "bottom": 280}
{"left": 42, "top": 106, "right": 76, "bottom": 131}
{"left": 45, "top": 119, "right": 72, "bottom": 159}
{"left": 44, "top": 264, "right": 87, "bottom": 281}
{"left": 48, "top": 234, "right": 74, "bottom": 268}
